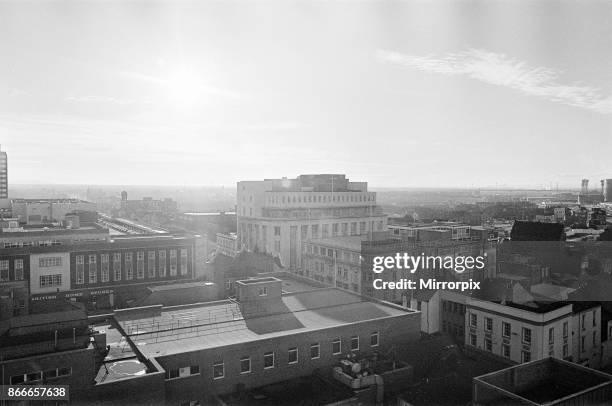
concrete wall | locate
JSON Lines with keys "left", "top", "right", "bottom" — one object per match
{"left": 156, "top": 312, "right": 420, "bottom": 403}
{"left": 29, "top": 252, "right": 71, "bottom": 294}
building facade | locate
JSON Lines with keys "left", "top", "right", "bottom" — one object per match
{"left": 236, "top": 174, "right": 387, "bottom": 270}
{"left": 0, "top": 234, "right": 197, "bottom": 311}
{"left": 11, "top": 199, "right": 97, "bottom": 225}
{"left": 465, "top": 299, "right": 601, "bottom": 368}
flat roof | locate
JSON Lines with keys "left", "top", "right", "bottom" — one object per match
{"left": 475, "top": 358, "right": 612, "bottom": 405}
{"left": 116, "top": 288, "right": 415, "bottom": 357}
{"left": 182, "top": 212, "right": 236, "bottom": 216}
{"left": 148, "top": 282, "right": 215, "bottom": 291}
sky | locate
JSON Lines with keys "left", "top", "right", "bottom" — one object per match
{"left": 0, "top": 0, "right": 611, "bottom": 188}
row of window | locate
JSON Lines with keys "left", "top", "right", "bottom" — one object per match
{"left": 169, "top": 333, "right": 379, "bottom": 381}
{"left": 39, "top": 257, "right": 63, "bottom": 268}
{"left": 75, "top": 250, "right": 188, "bottom": 284}
{"left": 469, "top": 333, "right": 571, "bottom": 360}
{"left": 470, "top": 314, "right": 571, "bottom": 345}
{"left": 0, "top": 259, "right": 24, "bottom": 281}
{"left": 10, "top": 367, "right": 72, "bottom": 385}
{"left": 3, "top": 240, "right": 66, "bottom": 249}
{"left": 266, "top": 193, "right": 375, "bottom": 205}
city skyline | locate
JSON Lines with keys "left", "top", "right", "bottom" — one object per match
{"left": 1, "top": 0, "right": 611, "bottom": 188}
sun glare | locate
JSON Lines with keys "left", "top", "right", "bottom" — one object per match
{"left": 165, "top": 67, "right": 203, "bottom": 108}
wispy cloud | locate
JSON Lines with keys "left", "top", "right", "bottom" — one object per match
{"left": 376, "top": 48, "right": 612, "bottom": 114}
{"left": 65, "top": 95, "right": 151, "bottom": 105}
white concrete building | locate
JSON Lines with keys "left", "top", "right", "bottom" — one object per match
{"left": 236, "top": 174, "right": 387, "bottom": 269}
{"left": 465, "top": 298, "right": 601, "bottom": 368}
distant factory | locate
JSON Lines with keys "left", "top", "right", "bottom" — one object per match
{"left": 578, "top": 178, "right": 612, "bottom": 205}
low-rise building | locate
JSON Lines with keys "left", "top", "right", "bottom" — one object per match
{"left": 473, "top": 357, "right": 612, "bottom": 405}
{"left": 11, "top": 198, "right": 97, "bottom": 225}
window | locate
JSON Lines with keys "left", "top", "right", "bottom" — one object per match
{"left": 370, "top": 332, "right": 379, "bottom": 347}
{"left": 158, "top": 250, "right": 166, "bottom": 277}
{"left": 274, "top": 226, "right": 281, "bottom": 236}
{"left": 58, "top": 367, "right": 71, "bottom": 377}
{"left": 521, "top": 351, "right": 531, "bottom": 363}
{"left": 180, "top": 249, "right": 188, "bottom": 275}
{"left": 350, "top": 336, "right": 359, "bottom": 351}
{"left": 170, "top": 250, "right": 177, "bottom": 276}
{"left": 148, "top": 251, "right": 156, "bottom": 277}
{"left": 264, "top": 352, "right": 275, "bottom": 369}
{"left": 258, "top": 287, "right": 268, "bottom": 296}
{"left": 39, "top": 257, "right": 62, "bottom": 267}
{"left": 563, "top": 321, "right": 569, "bottom": 338}
{"left": 76, "top": 255, "right": 84, "bottom": 284}
{"left": 88, "top": 254, "right": 97, "bottom": 284}
{"left": 113, "top": 253, "right": 121, "bottom": 281}
{"left": 485, "top": 317, "right": 493, "bottom": 332}
{"left": 125, "top": 252, "right": 133, "bottom": 280}
{"left": 581, "top": 336, "right": 586, "bottom": 352}
{"left": 502, "top": 322, "right": 511, "bottom": 338}
{"left": 40, "top": 274, "right": 62, "bottom": 288}
{"left": 470, "top": 313, "right": 477, "bottom": 328}
{"left": 14, "top": 259, "right": 24, "bottom": 281}
{"left": 502, "top": 343, "right": 510, "bottom": 358}
{"left": 101, "top": 254, "right": 109, "bottom": 282}
{"left": 190, "top": 365, "right": 199, "bottom": 375}
{"left": 470, "top": 334, "right": 477, "bottom": 346}
{"left": 563, "top": 343, "right": 569, "bottom": 358}
{"left": 212, "top": 362, "right": 224, "bottom": 379}
{"left": 288, "top": 347, "right": 298, "bottom": 364}
{"left": 522, "top": 327, "right": 532, "bottom": 344}
{"left": 548, "top": 327, "right": 554, "bottom": 345}
{"left": 593, "top": 310, "right": 597, "bottom": 327}
{"left": 485, "top": 338, "right": 492, "bottom": 352}
{"left": 10, "top": 375, "right": 25, "bottom": 385}
{"left": 137, "top": 251, "right": 145, "bottom": 279}
{"left": 27, "top": 372, "right": 42, "bottom": 382}
{"left": 43, "top": 369, "right": 58, "bottom": 379}
{"left": 0, "top": 260, "right": 8, "bottom": 281}
{"left": 310, "top": 343, "right": 320, "bottom": 359}
{"left": 332, "top": 338, "right": 342, "bottom": 355}
{"left": 240, "top": 357, "right": 251, "bottom": 374}
{"left": 582, "top": 314, "right": 586, "bottom": 330}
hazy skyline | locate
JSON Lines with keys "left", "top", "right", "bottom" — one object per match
{"left": 1, "top": 0, "right": 611, "bottom": 188}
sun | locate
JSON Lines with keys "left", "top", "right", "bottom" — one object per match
{"left": 165, "top": 67, "right": 203, "bottom": 108}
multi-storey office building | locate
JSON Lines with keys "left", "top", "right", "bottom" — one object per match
{"left": 237, "top": 174, "right": 387, "bottom": 269}
{"left": 105, "top": 277, "right": 420, "bottom": 405}
{"left": 0, "top": 234, "right": 197, "bottom": 311}
{"left": 465, "top": 299, "right": 601, "bottom": 368}
{"left": 302, "top": 229, "right": 493, "bottom": 303}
